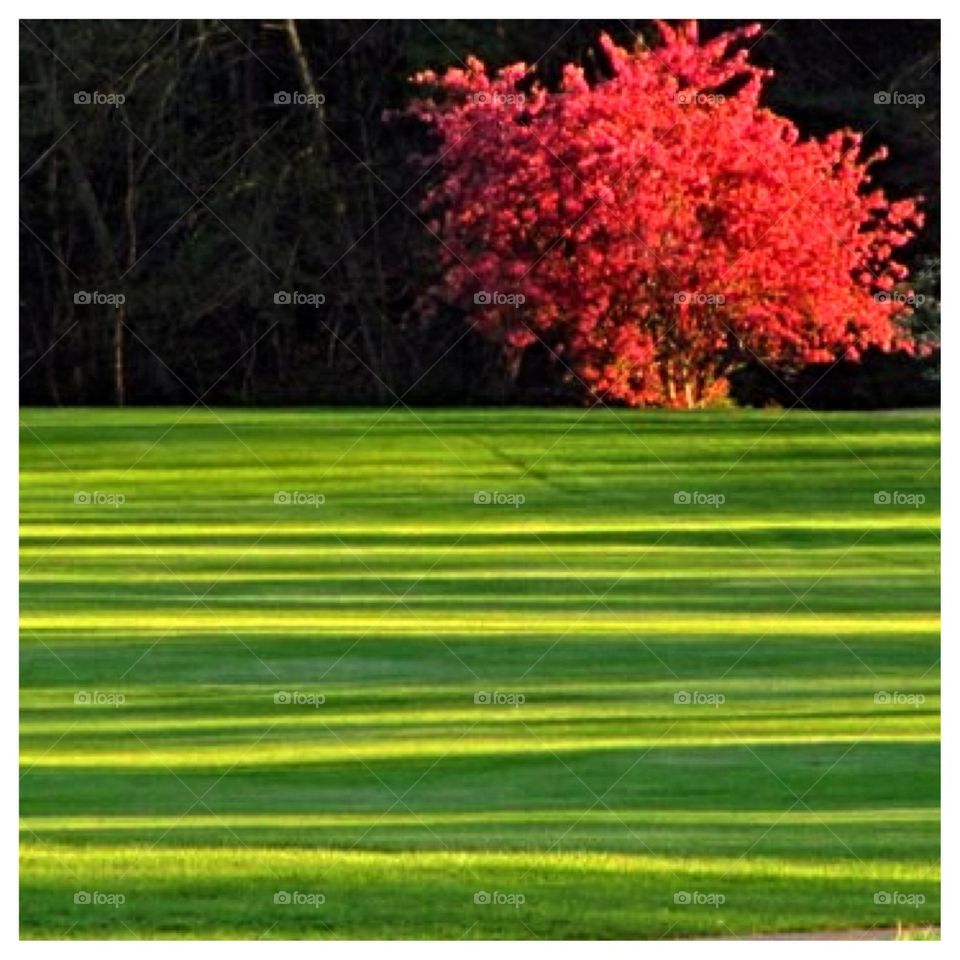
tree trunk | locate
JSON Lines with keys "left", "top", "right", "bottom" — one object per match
{"left": 113, "top": 308, "right": 125, "bottom": 406}
{"left": 114, "top": 129, "right": 137, "bottom": 407}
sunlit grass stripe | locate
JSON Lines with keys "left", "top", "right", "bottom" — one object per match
{"left": 19, "top": 610, "right": 939, "bottom": 632}
{"left": 18, "top": 569, "right": 939, "bottom": 587}
{"left": 19, "top": 545, "right": 938, "bottom": 567}
{"left": 20, "top": 842, "right": 940, "bottom": 883}
{"left": 18, "top": 543, "right": 942, "bottom": 557}
{"left": 20, "top": 730, "right": 939, "bottom": 769}
{"left": 18, "top": 547, "right": 940, "bottom": 562}
{"left": 21, "top": 807, "right": 939, "bottom": 832}
{"left": 19, "top": 515, "right": 940, "bottom": 539}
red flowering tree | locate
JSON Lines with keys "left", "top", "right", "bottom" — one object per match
{"left": 404, "top": 21, "right": 924, "bottom": 406}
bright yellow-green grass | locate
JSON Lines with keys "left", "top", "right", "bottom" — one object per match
{"left": 20, "top": 408, "right": 940, "bottom": 939}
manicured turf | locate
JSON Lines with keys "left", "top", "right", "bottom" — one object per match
{"left": 20, "top": 408, "right": 940, "bottom": 939}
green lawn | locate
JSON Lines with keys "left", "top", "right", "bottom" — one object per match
{"left": 20, "top": 407, "right": 940, "bottom": 939}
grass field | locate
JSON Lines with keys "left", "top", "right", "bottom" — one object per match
{"left": 19, "top": 407, "right": 940, "bottom": 939}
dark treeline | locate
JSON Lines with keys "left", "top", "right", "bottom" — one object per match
{"left": 20, "top": 19, "right": 940, "bottom": 408}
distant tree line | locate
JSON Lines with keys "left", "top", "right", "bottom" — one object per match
{"left": 19, "top": 19, "right": 940, "bottom": 408}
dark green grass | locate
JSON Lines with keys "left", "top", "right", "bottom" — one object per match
{"left": 20, "top": 408, "right": 940, "bottom": 938}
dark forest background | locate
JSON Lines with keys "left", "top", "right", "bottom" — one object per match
{"left": 19, "top": 19, "right": 940, "bottom": 408}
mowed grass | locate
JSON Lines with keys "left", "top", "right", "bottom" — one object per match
{"left": 20, "top": 407, "right": 940, "bottom": 939}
